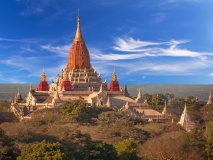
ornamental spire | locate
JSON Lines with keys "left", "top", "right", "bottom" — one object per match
{"left": 162, "top": 101, "right": 167, "bottom": 115}
{"left": 112, "top": 67, "right": 117, "bottom": 81}
{"left": 41, "top": 68, "right": 46, "bottom": 82}
{"left": 74, "top": 9, "right": 84, "bottom": 42}
{"left": 67, "top": 10, "right": 91, "bottom": 70}
{"left": 207, "top": 90, "right": 213, "bottom": 105}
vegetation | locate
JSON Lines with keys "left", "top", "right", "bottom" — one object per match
{"left": 115, "top": 139, "right": 138, "bottom": 160}
{"left": 83, "top": 141, "right": 117, "bottom": 160}
{"left": 204, "top": 121, "right": 213, "bottom": 159}
{"left": 0, "top": 94, "right": 213, "bottom": 159}
{"left": 60, "top": 98, "right": 112, "bottom": 123}
{"left": 17, "top": 140, "right": 66, "bottom": 160}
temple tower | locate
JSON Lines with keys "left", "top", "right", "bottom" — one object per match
{"left": 178, "top": 104, "right": 195, "bottom": 132}
{"left": 14, "top": 88, "right": 23, "bottom": 103}
{"left": 207, "top": 90, "right": 213, "bottom": 105}
{"left": 110, "top": 68, "right": 120, "bottom": 91}
{"left": 135, "top": 89, "right": 143, "bottom": 103}
{"left": 67, "top": 11, "right": 91, "bottom": 70}
{"left": 56, "top": 11, "right": 102, "bottom": 91}
{"left": 162, "top": 101, "right": 167, "bottom": 115}
{"left": 38, "top": 68, "right": 49, "bottom": 91}
{"left": 60, "top": 69, "right": 72, "bottom": 91}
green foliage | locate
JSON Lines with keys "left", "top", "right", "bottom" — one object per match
{"left": 60, "top": 98, "right": 87, "bottom": 121}
{"left": 205, "top": 143, "right": 213, "bottom": 160}
{"left": 96, "top": 111, "right": 149, "bottom": 144}
{"left": 143, "top": 93, "right": 168, "bottom": 110}
{"left": 60, "top": 99, "right": 112, "bottom": 123}
{"left": 205, "top": 121, "right": 213, "bottom": 143}
{"left": 115, "top": 139, "right": 138, "bottom": 160}
{"left": 84, "top": 141, "right": 118, "bottom": 160}
{"left": 204, "top": 121, "right": 213, "bottom": 159}
{"left": 17, "top": 140, "right": 66, "bottom": 160}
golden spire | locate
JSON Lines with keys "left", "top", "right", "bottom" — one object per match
{"left": 74, "top": 9, "right": 84, "bottom": 42}
{"left": 41, "top": 68, "right": 46, "bottom": 82}
{"left": 63, "top": 69, "right": 68, "bottom": 81}
{"left": 112, "top": 67, "right": 117, "bottom": 81}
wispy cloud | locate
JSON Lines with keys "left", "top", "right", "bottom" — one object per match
{"left": 112, "top": 37, "right": 213, "bottom": 59}
{"left": 113, "top": 37, "right": 162, "bottom": 52}
{"left": 40, "top": 44, "right": 70, "bottom": 57}
{"left": 91, "top": 36, "right": 213, "bottom": 76}
{"left": 161, "top": 0, "right": 201, "bottom": 5}
{"left": 152, "top": 13, "right": 167, "bottom": 24}
{"left": 0, "top": 37, "right": 27, "bottom": 42}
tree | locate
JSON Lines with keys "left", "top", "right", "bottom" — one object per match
{"left": 139, "top": 131, "right": 205, "bottom": 160}
{"left": 204, "top": 121, "right": 213, "bottom": 159}
{"left": 17, "top": 140, "right": 66, "bottom": 160}
{"left": 60, "top": 99, "right": 112, "bottom": 123}
{"left": 84, "top": 141, "right": 118, "bottom": 160}
{"left": 60, "top": 98, "right": 89, "bottom": 122}
{"left": 115, "top": 139, "right": 139, "bottom": 160}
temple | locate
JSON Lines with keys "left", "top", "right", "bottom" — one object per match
{"left": 178, "top": 104, "right": 195, "bottom": 132}
{"left": 10, "top": 12, "right": 172, "bottom": 122}
{"left": 110, "top": 68, "right": 120, "bottom": 91}
{"left": 37, "top": 68, "right": 49, "bottom": 91}
{"left": 207, "top": 90, "right": 212, "bottom": 105}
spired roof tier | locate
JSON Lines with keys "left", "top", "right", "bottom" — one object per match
{"left": 67, "top": 12, "right": 91, "bottom": 70}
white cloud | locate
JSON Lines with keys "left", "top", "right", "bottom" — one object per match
{"left": 0, "top": 37, "right": 27, "bottom": 42}
{"left": 41, "top": 44, "right": 70, "bottom": 57}
{"left": 112, "top": 37, "right": 213, "bottom": 59}
{"left": 113, "top": 37, "right": 162, "bottom": 51}
{"left": 0, "top": 56, "right": 38, "bottom": 71}
{"left": 161, "top": 0, "right": 201, "bottom": 5}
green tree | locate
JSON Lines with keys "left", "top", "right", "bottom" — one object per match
{"left": 84, "top": 141, "right": 118, "bottom": 160}
{"left": 115, "top": 139, "right": 138, "bottom": 160}
{"left": 17, "top": 140, "right": 66, "bottom": 160}
{"left": 204, "top": 121, "right": 213, "bottom": 159}
{"left": 60, "top": 98, "right": 89, "bottom": 122}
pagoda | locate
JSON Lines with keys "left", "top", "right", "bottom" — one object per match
{"left": 60, "top": 69, "right": 72, "bottom": 91}
{"left": 207, "top": 90, "right": 212, "bottom": 105}
{"left": 54, "top": 11, "right": 103, "bottom": 92}
{"left": 109, "top": 68, "right": 120, "bottom": 91}
{"left": 178, "top": 104, "right": 195, "bottom": 132}
{"left": 37, "top": 68, "right": 49, "bottom": 91}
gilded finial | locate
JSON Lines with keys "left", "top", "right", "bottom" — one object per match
{"left": 41, "top": 68, "right": 46, "bottom": 82}
{"left": 112, "top": 67, "right": 117, "bottom": 81}
{"left": 63, "top": 70, "right": 68, "bottom": 81}
{"left": 74, "top": 9, "right": 84, "bottom": 41}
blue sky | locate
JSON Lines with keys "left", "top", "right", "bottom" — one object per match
{"left": 1, "top": 0, "right": 213, "bottom": 84}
